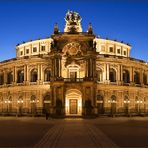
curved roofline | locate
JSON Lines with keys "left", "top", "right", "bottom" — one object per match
{"left": 0, "top": 58, "right": 17, "bottom": 64}
{"left": 95, "top": 37, "right": 132, "bottom": 48}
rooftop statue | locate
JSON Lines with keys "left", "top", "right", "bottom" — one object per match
{"left": 65, "top": 10, "right": 82, "bottom": 25}
{"left": 64, "top": 10, "right": 82, "bottom": 33}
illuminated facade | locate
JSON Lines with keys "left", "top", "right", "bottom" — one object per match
{"left": 0, "top": 11, "right": 148, "bottom": 117}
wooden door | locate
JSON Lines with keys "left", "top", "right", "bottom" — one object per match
{"left": 70, "top": 99, "right": 77, "bottom": 114}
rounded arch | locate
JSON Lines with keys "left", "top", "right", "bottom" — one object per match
{"left": 66, "top": 89, "right": 82, "bottom": 96}
{"left": 30, "top": 95, "right": 37, "bottom": 115}
{"left": 143, "top": 73, "right": 147, "bottom": 85}
{"left": 67, "top": 63, "right": 80, "bottom": 79}
{"left": 65, "top": 89, "right": 82, "bottom": 115}
{"left": 123, "top": 69, "right": 130, "bottom": 83}
{"left": 0, "top": 72, "right": 4, "bottom": 85}
{"left": 134, "top": 71, "right": 140, "bottom": 84}
{"left": 111, "top": 95, "right": 117, "bottom": 101}
{"left": 8, "top": 96, "right": 12, "bottom": 102}
{"left": 7, "top": 71, "right": 13, "bottom": 84}
{"left": 44, "top": 68, "right": 51, "bottom": 82}
{"left": 30, "top": 95, "right": 36, "bottom": 102}
{"left": 30, "top": 69, "right": 38, "bottom": 82}
{"left": 18, "top": 95, "right": 23, "bottom": 102}
{"left": 109, "top": 68, "right": 116, "bottom": 82}
{"left": 96, "top": 68, "right": 103, "bottom": 82}
{"left": 17, "top": 70, "right": 24, "bottom": 83}
{"left": 124, "top": 95, "right": 129, "bottom": 100}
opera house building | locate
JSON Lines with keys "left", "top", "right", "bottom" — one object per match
{"left": 0, "top": 11, "right": 148, "bottom": 117}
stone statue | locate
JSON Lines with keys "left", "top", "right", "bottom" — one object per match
{"left": 64, "top": 10, "right": 82, "bottom": 33}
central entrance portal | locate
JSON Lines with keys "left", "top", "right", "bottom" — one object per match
{"left": 70, "top": 99, "right": 77, "bottom": 114}
{"left": 65, "top": 89, "right": 82, "bottom": 116}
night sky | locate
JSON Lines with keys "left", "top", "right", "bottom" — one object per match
{"left": 0, "top": 0, "right": 148, "bottom": 62}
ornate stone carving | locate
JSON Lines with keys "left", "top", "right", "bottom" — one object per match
{"left": 63, "top": 42, "right": 82, "bottom": 56}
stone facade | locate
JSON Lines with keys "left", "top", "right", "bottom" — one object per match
{"left": 0, "top": 11, "right": 148, "bottom": 117}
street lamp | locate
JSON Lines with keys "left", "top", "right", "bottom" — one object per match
{"left": 4, "top": 100, "right": 11, "bottom": 114}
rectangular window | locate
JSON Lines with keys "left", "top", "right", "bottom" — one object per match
{"left": 117, "top": 49, "right": 120, "bottom": 54}
{"left": 41, "top": 46, "right": 45, "bottom": 51}
{"left": 33, "top": 47, "right": 37, "bottom": 52}
{"left": 124, "top": 51, "right": 126, "bottom": 55}
{"left": 26, "top": 49, "right": 29, "bottom": 54}
{"left": 109, "top": 47, "right": 113, "bottom": 52}
{"left": 20, "top": 51, "right": 23, "bottom": 55}
{"left": 101, "top": 45, "right": 105, "bottom": 51}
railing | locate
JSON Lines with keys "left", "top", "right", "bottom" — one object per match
{"left": 64, "top": 78, "right": 83, "bottom": 82}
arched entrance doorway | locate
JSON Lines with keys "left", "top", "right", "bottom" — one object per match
{"left": 65, "top": 89, "right": 82, "bottom": 116}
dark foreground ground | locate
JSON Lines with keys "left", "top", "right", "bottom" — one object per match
{"left": 0, "top": 117, "right": 148, "bottom": 147}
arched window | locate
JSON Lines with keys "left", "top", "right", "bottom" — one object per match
{"left": 123, "top": 70, "right": 130, "bottom": 83}
{"left": 17, "top": 70, "right": 24, "bottom": 83}
{"left": 109, "top": 68, "right": 116, "bottom": 82}
{"left": 124, "top": 95, "right": 130, "bottom": 114}
{"left": 143, "top": 73, "right": 147, "bottom": 85}
{"left": 97, "top": 69, "right": 103, "bottom": 82}
{"left": 0, "top": 73, "right": 4, "bottom": 85}
{"left": 44, "top": 69, "right": 51, "bottom": 82}
{"left": 111, "top": 95, "right": 116, "bottom": 102}
{"left": 110, "top": 95, "right": 116, "bottom": 114}
{"left": 134, "top": 71, "right": 140, "bottom": 84}
{"left": 30, "top": 95, "right": 36, "bottom": 114}
{"left": 7, "top": 72, "right": 13, "bottom": 84}
{"left": 67, "top": 64, "right": 80, "bottom": 80}
{"left": 30, "top": 69, "right": 38, "bottom": 82}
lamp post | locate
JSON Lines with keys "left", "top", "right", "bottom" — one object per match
{"left": 123, "top": 99, "right": 130, "bottom": 115}
{"left": 4, "top": 100, "right": 11, "bottom": 114}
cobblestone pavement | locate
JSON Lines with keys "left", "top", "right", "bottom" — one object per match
{"left": 0, "top": 117, "right": 148, "bottom": 147}
{"left": 35, "top": 119, "right": 118, "bottom": 148}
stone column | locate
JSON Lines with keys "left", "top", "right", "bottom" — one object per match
{"left": 140, "top": 70, "right": 143, "bottom": 84}
{"left": 106, "top": 64, "right": 109, "bottom": 81}
{"left": 37, "top": 65, "right": 40, "bottom": 84}
{"left": 14, "top": 66, "right": 17, "bottom": 83}
{"left": 4, "top": 70, "right": 7, "bottom": 84}
{"left": 54, "top": 59, "right": 57, "bottom": 77}
{"left": 89, "top": 59, "right": 92, "bottom": 78}
{"left": 120, "top": 65, "right": 123, "bottom": 81}
{"left": 103, "top": 63, "right": 106, "bottom": 81}
{"left": 26, "top": 65, "right": 29, "bottom": 82}
{"left": 117, "top": 65, "right": 120, "bottom": 82}
{"left": 58, "top": 57, "right": 61, "bottom": 77}
{"left": 40, "top": 64, "right": 43, "bottom": 82}
{"left": 24, "top": 65, "right": 27, "bottom": 82}
{"left": 85, "top": 59, "right": 88, "bottom": 77}
{"left": 130, "top": 66, "right": 133, "bottom": 83}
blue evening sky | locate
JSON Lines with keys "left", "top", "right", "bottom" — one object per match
{"left": 0, "top": 0, "right": 148, "bottom": 62}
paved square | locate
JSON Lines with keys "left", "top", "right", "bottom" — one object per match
{"left": 0, "top": 117, "right": 148, "bottom": 147}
